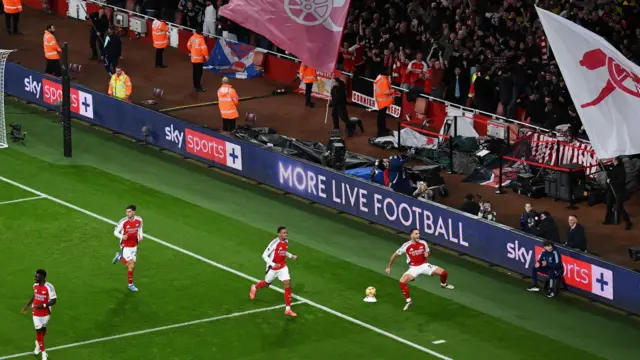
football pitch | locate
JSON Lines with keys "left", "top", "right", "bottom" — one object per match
{"left": 1, "top": 100, "right": 639, "bottom": 359}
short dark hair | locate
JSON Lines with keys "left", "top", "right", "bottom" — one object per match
{"left": 127, "top": 205, "right": 137, "bottom": 211}
{"left": 410, "top": 228, "right": 419, "bottom": 234}
{"left": 45, "top": 24, "right": 53, "bottom": 31}
{"left": 569, "top": 214, "right": 578, "bottom": 219}
{"left": 277, "top": 226, "right": 287, "bottom": 233}
{"left": 543, "top": 240, "right": 553, "bottom": 247}
{"left": 36, "top": 269, "right": 47, "bottom": 279}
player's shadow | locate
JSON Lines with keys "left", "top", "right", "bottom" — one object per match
{"left": 95, "top": 290, "right": 147, "bottom": 336}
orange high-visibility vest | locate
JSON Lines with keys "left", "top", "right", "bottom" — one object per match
{"left": 108, "top": 72, "right": 132, "bottom": 100}
{"left": 43, "top": 31, "right": 62, "bottom": 60}
{"left": 374, "top": 75, "right": 393, "bottom": 109}
{"left": 217, "top": 84, "right": 239, "bottom": 119}
{"left": 299, "top": 64, "right": 317, "bottom": 84}
{"left": 152, "top": 20, "right": 169, "bottom": 49}
{"left": 3, "top": 0, "right": 23, "bottom": 14}
{"left": 187, "top": 33, "right": 209, "bottom": 63}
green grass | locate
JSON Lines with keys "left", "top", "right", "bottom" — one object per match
{"left": 1, "top": 99, "right": 640, "bottom": 359}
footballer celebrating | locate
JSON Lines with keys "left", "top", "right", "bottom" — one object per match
{"left": 112, "top": 205, "right": 143, "bottom": 292}
{"left": 21, "top": 269, "right": 57, "bottom": 360}
{"left": 249, "top": 226, "right": 298, "bottom": 317}
{"left": 385, "top": 229, "right": 454, "bottom": 310}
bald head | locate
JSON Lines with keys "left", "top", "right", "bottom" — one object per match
{"left": 222, "top": 77, "right": 229, "bottom": 84}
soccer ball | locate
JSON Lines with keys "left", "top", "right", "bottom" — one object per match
{"left": 365, "top": 286, "right": 376, "bottom": 297}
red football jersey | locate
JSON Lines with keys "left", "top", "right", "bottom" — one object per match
{"left": 32, "top": 282, "right": 56, "bottom": 316}
{"left": 263, "top": 238, "right": 289, "bottom": 271}
{"left": 407, "top": 60, "right": 427, "bottom": 87}
{"left": 115, "top": 216, "right": 143, "bottom": 248}
{"left": 396, "top": 240, "right": 430, "bottom": 267}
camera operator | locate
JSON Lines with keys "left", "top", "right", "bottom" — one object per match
{"left": 388, "top": 153, "right": 413, "bottom": 196}
{"left": 603, "top": 156, "right": 632, "bottom": 230}
{"left": 460, "top": 193, "right": 480, "bottom": 215}
{"left": 478, "top": 200, "right": 496, "bottom": 221}
{"left": 413, "top": 182, "right": 434, "bottom": 202}
{"left": 527, "top": 240, "right": 564, "bottom": 298}
{"left": 370, "top": 159, "right": 390, "bottom": 187}
{"left": 520, "top": 203, "right": 539, "bottom": 233}
{"left": 531, "top": 211, "right": 561, "bottom": 244}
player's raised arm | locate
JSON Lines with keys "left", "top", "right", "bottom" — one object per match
{"left": 21, "top": 294, "right": 34, "bottom": 314}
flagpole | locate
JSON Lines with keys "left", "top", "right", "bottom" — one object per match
{"left": 324, "top": 73, "right": 335, "bottom": 124}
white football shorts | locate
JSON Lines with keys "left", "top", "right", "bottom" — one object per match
{"left": 404, "top": 263, "right": 438, "bottom": 278}
{"left": 32, "top": 315, "right": 50, "bottom": 330}
{"left": 265, "top": 266, "right": 290, "bottom": 283}
{"left": 122, "top": 246, "right": 137, "bottom": 262}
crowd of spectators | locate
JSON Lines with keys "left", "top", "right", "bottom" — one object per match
{"left": 121, "top": 0, "right": 640, "bottom": 135}
{"left": 337, "top": 0, "right": 640, "bottom": 136}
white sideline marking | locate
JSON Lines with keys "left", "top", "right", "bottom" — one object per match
{"left": 0, "top": 195, "right": 45, "bottom": 205}
{"left": 0, "top": 302, "right": 303, "bottom": 359}
{"left": 432, "top": 340, "right": 446, "bottom": 345}
{"left": 0, "top": 175, "right": 453, "bottom": 360}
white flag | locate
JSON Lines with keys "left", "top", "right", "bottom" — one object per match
{"left": 536, "top": 7, "right": 640, "bottom": 159}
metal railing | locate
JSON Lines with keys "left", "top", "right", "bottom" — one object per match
{"left": 82, "top": 0, "right": 589, "bottom": 146}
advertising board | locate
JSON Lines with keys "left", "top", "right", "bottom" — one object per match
{"left": 5, "top": 63, "right": 639, "bottom": 315}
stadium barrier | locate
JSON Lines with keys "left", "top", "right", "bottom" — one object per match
{"left": 6, "top": 62, "right": 640, "bottom": 316}
{"left": 51, "top": 1, "right": 596, "bottom": 155}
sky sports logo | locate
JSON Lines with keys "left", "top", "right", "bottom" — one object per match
{"left": 506, "top": 241, "right": 613, "bottom": 300}
{"left": 164, "top": 125, "right": 242, "bottom": 171}
{"left": 24, "top": 76, "right": 94, "bottom": 118}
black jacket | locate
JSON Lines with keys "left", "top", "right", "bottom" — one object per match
{"left": 460, "top": 200, "right": 480, "bottom": 216}
{"left": 331, "top": 83, "right": 348, "bottom": 108}
{"left": 102, "top": 34, "right": 122, "bottom": 58}
{"left": 567, "top": 224, "right": 587, "bottom": 252}
{"left": 89, "top": 12, "right": 110, "bottom": 35}
{"left": 533, "top": 217, "right": 561, "bottom": 243}
{"left": 607, "top": 162, "right": 627, "bottom": 195}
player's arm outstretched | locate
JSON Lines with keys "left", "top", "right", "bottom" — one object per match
{"left": 385, "top": 252, "right": 400, "bottom": 275}
{"left": 21, "top": 295, "right": 35, "bottom": 314}
{"left": 286, "top": 251, "right": 297, "bottom": 260}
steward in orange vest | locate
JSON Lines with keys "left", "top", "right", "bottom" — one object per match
{"left": 4, "top": 0, "right": 22, "bottom": 35}
{"left": 374, "top": 69, "right": 394, "bottom": 137}
{"left": 152, "top": 19, "right": 169, "bottom": 68}
{"left": 299, "top": 63, "right": 317, "bottom": 108}
{"left": 217, "top": 77, "right": 239, "bottom": 131}
{"left": 43, "top": 25, "right": 63, "bottom": 77}
{"left": 187, "top": 28, "right": 209, "bottom": 92}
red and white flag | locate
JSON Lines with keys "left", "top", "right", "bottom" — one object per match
{"left": 219, "top": 0, "right": 351, "bottom": 73}
{"left": 536, "top": 7, "right": 640, "bottom": 159}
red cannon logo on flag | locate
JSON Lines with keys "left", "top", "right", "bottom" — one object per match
{"left": 579, "top": 48, "right": 640, "bottom": 108}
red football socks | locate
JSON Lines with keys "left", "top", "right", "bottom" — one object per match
{"left": 440, "top": 270, "right": 448, "bottom": 284}
{"left": 120, "top": 257, "right": 128, "bottom": 265}
{"left": 284, "top": 287, "right": 292, "bottom": 306}
{"left": 400, "top": 282, "right": 410, "bottom": 299}
{"left": 127, "top": 270, "right": 134, "bottom": 285}
{"left": 36, "top": 332, "right": 45, "bottom": 352}
{"left": 255, "top": 280, "right": 268, "bottom": 289}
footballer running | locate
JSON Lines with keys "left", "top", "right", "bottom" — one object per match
{"left": 249, "top": 226, "right": 298, "bottom": 317}
{"left": 112, "top": 204, "right": 143, "bottom": 292}
{"left": 385, "top": 229, "right": 454, "bottom": 310}
{"left": 22, "top": 269, "right": 57, "bottom": 360}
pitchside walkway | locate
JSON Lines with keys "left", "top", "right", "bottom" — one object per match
{"left": 1, "top": 7, "right": 638, "bottom": 268}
